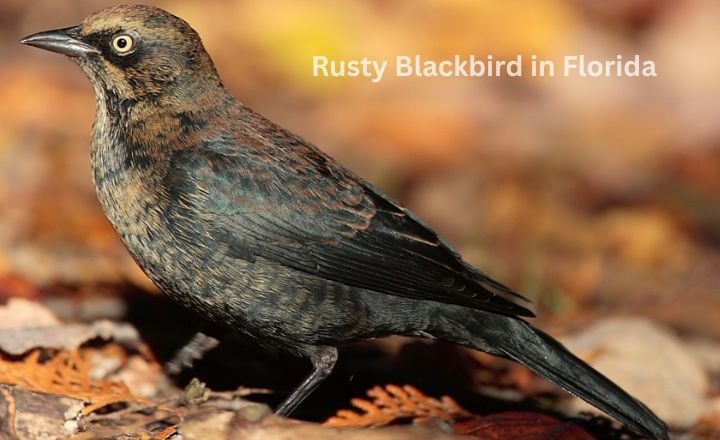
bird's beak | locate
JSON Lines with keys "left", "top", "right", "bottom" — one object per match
{"left": 20, "top": 26, "right": 100, "bottom": 57}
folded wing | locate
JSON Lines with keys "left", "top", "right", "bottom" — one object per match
{"left": 163, "top": 129, "right": 533, "bottom": 318}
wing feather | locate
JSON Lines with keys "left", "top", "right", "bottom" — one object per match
{"left": 162, "top": 130, "right": 533, "bottom": 317}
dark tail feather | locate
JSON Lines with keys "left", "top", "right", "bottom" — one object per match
{"left": 462, "top": 315, "right": 669, "bottom": 440}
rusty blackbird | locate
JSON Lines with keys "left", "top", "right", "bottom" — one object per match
{"left": 22, "top": 5, "right": 667, "bottom": 439}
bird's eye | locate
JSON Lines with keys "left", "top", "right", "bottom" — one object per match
{"left": 111, "top": 34, "right": 134, "bottom": 54}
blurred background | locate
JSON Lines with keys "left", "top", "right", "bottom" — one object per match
{"left": 3, "top": 0, "right": 719, "bottom": 327}
{"left": 1, "top": 0, "right": 719, "bottom": 432}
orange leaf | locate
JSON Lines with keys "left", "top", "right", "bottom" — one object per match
{"left": 324, "top": 384, "right": 469, "bottom": 428}
{"left": 0, "top": 348, "right": 146, "bottom": 415}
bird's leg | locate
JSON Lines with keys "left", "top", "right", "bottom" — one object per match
{"left": 275, "top": 346, "right": 338, "bottom": 417}
{"left": 165, "top": 329, "right": 222, "bottom": 375}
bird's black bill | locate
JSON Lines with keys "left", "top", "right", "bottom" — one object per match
{"left": 20, "top": 26, "right": 99, "bottom": 57}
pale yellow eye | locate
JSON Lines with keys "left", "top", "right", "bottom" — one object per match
{"left": 111, "top": 35, "right": 134, "bottom": 53}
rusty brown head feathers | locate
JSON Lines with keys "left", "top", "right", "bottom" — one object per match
{"left": 21, "top": 5, "right": 668, "bottom": 439}
{"left": 23, "top": 4, "right": 222, "bottom": 102}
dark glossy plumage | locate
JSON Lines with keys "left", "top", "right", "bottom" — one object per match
{"left": 164, "top": 117, "right": 533, "bottom": 318}
{"left": 21, "top": 5, "right": 668, "bottom": 439}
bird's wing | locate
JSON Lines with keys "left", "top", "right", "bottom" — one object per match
{"left": 163, "top": 128, "right": 533, "bottom": 318}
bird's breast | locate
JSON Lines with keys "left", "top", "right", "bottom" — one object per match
{"left": 90, "top": 131, "right": 171, "bottom": 271}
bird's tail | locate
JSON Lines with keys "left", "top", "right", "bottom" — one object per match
{"left": 433, "top": 312, "right": 668, "bottom": 440}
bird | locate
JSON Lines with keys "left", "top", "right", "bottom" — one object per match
{"left": 21, "top": 5, "right": 667, "bottom": 439}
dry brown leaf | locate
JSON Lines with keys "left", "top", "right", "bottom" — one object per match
{"left": 454, "top": 411, "right": 596, "bottom": 439}
{"left": 0, "top": 275, "right": 40, "bottom": 300}
{"left": 324, "top": 384, "right": 469, "bottom": 428}
{"left": 0, "top": 384, "right": 85, "bottom": 438}
{"left": 0, "top": 319, "right": 141, "bottom": 356}
{"left": 140, "top": 425, "right": 178, "bottom": 440}
{"left": 0, "top": 348, "right": 145, "bottom": 415}
{"left": 0, "top": 297, "right": 59, "bottom": 330}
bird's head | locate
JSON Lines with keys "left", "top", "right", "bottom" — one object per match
{"left": 21, "top": 4, "right": 223, "bottom": 103}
